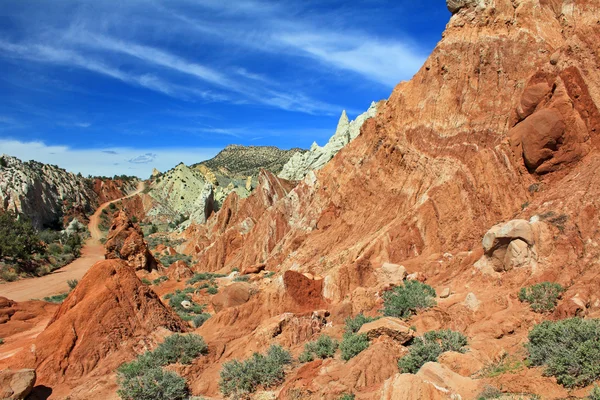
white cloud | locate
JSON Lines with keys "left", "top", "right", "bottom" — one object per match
{"left": 0, "top": 139, "right": 220, "bottom": 178}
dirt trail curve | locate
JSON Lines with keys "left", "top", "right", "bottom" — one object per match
{"left": 0, "top": 181, "right": 146, "bottom": 302}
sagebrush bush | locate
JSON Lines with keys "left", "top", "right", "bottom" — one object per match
{"left": 339, "top": 394, "right": 355, "bottom": 400}
{"left": 299, "top": 335, "right": 338, "bottom": 362}
{"left": 193, "top": 313, "right": 211, "bottom": 328}
{"left": 589, "top": 385, "right": 600, "bottom": 400}
{"left": 383, "top": 280, "right": 436, "bottom": 319}
{"left": 187, "top": 272, "right": 225, "bottom": 285}
{"left": 340, "top": 333, "right": 370, "bottom": 361}
{"left": 398, "top": 329, "right": 468, "bottom": 373}
{"left": 344, "top": 313, "right": 379, "bottom": 334}
{"left": 518, "top": 282, "right": 564, "bottom": 313}
{"left": 526, "top": 318, "right": 600, "bottom": 387}
{"left": 219, "top": 345, "right": 292, "bottom": 397}
{"left": 116, "top": 334, "right": 207, "bottom": 400}
{"left": 67, "top": 279, "right": 78, "bottom": 290}
{"left": 117, "top": 366, "right": 187, "bottom": 400}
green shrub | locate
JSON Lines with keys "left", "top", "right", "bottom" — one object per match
{"left": 518, "top": 282, "right": 564, "bottom": 313}
{"left": 344, "top": 313, "right": 379, "bottom": 334}
{"left": 589, "top": 385, "right": 600, "bottom": 400}
{"left": 383, "top": 280, "right": 436, "bottom": 319}
{"left": 339, "top": 394, "right": 355, "bottom": 400}
{"left": 48, "top": 243, "right": 62, "bottom": 255}
{"left": 526, "top": 318, "right": 600, "bottom": 387}
{"left": 340, "top": 333, "right": 369, "bottom": 361}
{"left": 152, "top": 276, "right": 168, "bottom": 285}
{"left": 117, "top": 366, "right": 188, "bottom": 400}
{"left": 187, "top": 272, "right": 225, "bottom": 285}
{"left": 152, "top": 334, "right": 208, "bottom": 365}
{"left": 141, "top": 278, "right": 152, "bottom": 285}
{"left": 398, "top": 329, "right": 468, "bottom": 373}
{"left": 67, "top": 279, "right": 78, "bottom": 290}
{"left": 193, "top": 313, "right": 211, "bottom": 328}
{"left": 219, "top": 345, "right": 292, "bottom": 397}
{"left": 299, "top": 335, "right": 338, "bottom": 362}
{"left": 234, "top": 275, "right": 250, "bottom": 282}
{"left": 0, "top": 267, "right": 18, "bottom": 282}
{"left": 43, "top": 292, "right": 69, "bottom": 303}
{"left": 476, "top": 385, "right": 503, "bottom": 400}
{"left": 116, "top": 333, "right": 207, "bottom": 399}
{"left": 207, "top": 286, "right": 218, "bottom": 295}
{"left": 0, "top": 338, "right": 4, "bottom": 345}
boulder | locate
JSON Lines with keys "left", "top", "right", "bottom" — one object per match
{"left": 0, "top": 369, "right": 36, "bottom": 400}
{"left": 464, "top": 292, "right": 481, "bottom": 311}
{"left": 357, "top": 317, "right": 414, "bottom": 344}
{"left": 211, "top": 282, "right": 252, "bottom": 312}
{"left": 378, "top": 263, "right": 407, "bottom": 286}
{"left": 503, "top": 239, "right": 530, "bottom": 270}
{"left": 482, "top": 219, "right": 533, "bottom": 253}
{"left": 479, "top": 219, "right": 537, "bottom": 272}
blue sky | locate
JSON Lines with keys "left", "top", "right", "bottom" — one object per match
{"left": 0, "top": 0, "right": 449, "bottom": 177}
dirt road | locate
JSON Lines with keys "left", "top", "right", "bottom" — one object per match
{"left": 0, "top": 182, "right": 145, "bottom": 302}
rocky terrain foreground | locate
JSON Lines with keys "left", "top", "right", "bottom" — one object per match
{"left": 1, "top": 0, "right": 600, "bottom": 399}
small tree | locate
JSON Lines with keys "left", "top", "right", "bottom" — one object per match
{"left": 0, "top": 211, "right": 45, "bottom": 271}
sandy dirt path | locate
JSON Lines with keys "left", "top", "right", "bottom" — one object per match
{"left": 0, "top": 182, "right": 145, "bottom": 302}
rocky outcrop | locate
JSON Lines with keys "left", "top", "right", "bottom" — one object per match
{"left": 0, "top": 369, "right": 36, "bottom": 400}
{"left": 34, "top": 259, "right": 187, "bottom": 386}
{"left": 104, "top": 211, "right": 159, "bottom": 271}
{"left": 0, "top": 155, "right": 96, "bottom": 229}
{"left": 476, "top": 219, "right": 542, "bottom": 272}
{"left": 357, "top": 317, "right": 414, "bottom": 344}
{"left": 146, "top": 162, "right": 215, "bottom": 225}
{"left": 278, "top": 102, "right": 379, "bottom": 180}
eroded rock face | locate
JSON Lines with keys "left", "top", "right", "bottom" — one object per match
{"left": 34, "top": 259, "right": 187, "bottom": 387}
{"left": 446, "top": 0, "right": 483, "bottom": 13}
{"left": 278, "top": 102, "right": 379, "bottom": 181}
{"left": 104, "top": 211, "right": 159, "bottom": 271}
{"left": 0, "top": 155, "right": 96, "bottom": 229}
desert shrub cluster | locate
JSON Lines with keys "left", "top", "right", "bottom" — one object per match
{"left": 526, "top": 318, "right": 600, "bottom": 388}
{"left": 219, "top": 345, "right": 292, "bottom": 397}
{"left": 383, "top": 280, "right": 436, "bottom": 319}
{"left": 117, "top": 334, "right": 207, "bottom": 400}
{"left": 518, "top": 282, "right": 564, "bottom": 313}
{"left": 398, "top": 329, "right": 468, "bottom": 373}
{"left": 299, "top": 335, "right": 338, "bottom": 362}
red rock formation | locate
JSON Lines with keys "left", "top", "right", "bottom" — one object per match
{"left": 34, "top": 259, "right": 186, "bottom": 389}
{"left": 104, "top": 210, "right": 159, "bottom": 271}
{"left": 173, "top": 1, "right": 600, "bottom": 398}
{"left": 92, "top": 178, "right": 137, "bottom": 204}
